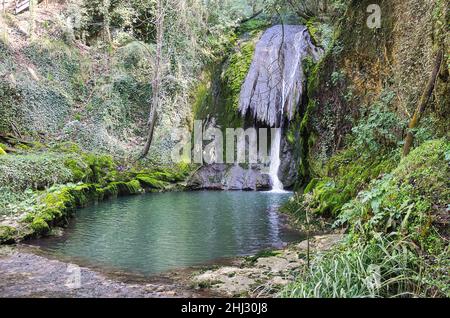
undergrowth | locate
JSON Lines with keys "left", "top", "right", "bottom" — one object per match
{"left": 282, "top": 138, "right": 449, "bottom": 298}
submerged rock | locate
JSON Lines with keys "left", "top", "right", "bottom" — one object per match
{"left": 239, "top": 25, "right": 322, "bottom": 127}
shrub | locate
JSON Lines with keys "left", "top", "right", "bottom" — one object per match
{"left": 0, "top": 153, "right": 74, "bottom": 192}
{"left": 352, "top": 111, "right": 405, "bottom": 154}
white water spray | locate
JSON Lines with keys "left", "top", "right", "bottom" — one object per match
{"left": 269, "top": 128, "right": 284, "bottom": 192}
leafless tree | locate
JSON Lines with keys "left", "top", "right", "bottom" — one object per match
{"left": 403, "top": 49, "right": 443, "bottom": 157}
{"left": 139, "top": 0, "right": 165, "bottom": 159}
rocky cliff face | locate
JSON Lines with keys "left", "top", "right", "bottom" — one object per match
{"left": 299, "top": 0, "right": 449, "bottom": 181}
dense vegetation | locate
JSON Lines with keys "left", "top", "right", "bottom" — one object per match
{"left": 279, "top": 0, "right": 449, "bottom": 298}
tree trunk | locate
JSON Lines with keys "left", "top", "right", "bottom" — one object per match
{"left": 102, "top": 0, "right": 112, "bottom": 45}
{"left": 139, "top": 0, "right": 164, "bottom": 159}
{"left": 402, "top": 49, "right": 443, "bottom": 157}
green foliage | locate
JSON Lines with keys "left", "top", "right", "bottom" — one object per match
{"left": 136, "top": 175, "right": 167, "bottom": 190}
{"left": 124, "top": 180, "right": 142, "bottom": 194}
{"left": 0, "top": 81, "right": 24, "bottom": 134}
{"left": 337, "top": 139, "right": 450, "bottom": 252}
{"left": 0, "top": 225, "right": 17, "bottom": 244}
{"left": 330, "top": 70, "right": 345, "bottom": 86}
{"left": 51, "top": 142, "right": 82, "bottom": 153}
{"left": 282, "top": 237, "right": 422, "bottom": 298}
{"left": 351, "top": 91, "right": 405, "bottom": 154}
{"left": 0, "top": 187, "right": 38, "bottom": 217}
{"left": 237, "top": 18, "right": 271, "bottom": 35}
{"left": 83, "top": 153, "right": 117, "bottom": 184}
{"left": 193, "top": 35, "right": 258, "bottom": 129}
{"left": 30, "top": 217, "right": 50, "bottom": 235}
{"left": 135, "top": 166, "right": 189, "bottom": 190}
{"left": 0, "top": 144, "right": 193, "bottom": 242}
{"left": 0, "top": 153, "right": 74, "bottom": 192}
{"left": 303, "top": 148, "right": 399, "bottom": 216}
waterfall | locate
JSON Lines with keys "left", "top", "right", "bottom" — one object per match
{"left": 239, "top": 25, "right": 322, "bottom": 127}
{"left": 269, "top": 128, "right": 284, "bottom": 192}
{"left": 238, "top": 25, "right": 322, "bottom": 191}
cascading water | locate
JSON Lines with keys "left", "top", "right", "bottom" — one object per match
{"left": 238, "top": 25, "right": 322, "bottom": 191}
{"left": 269, "top": 128, "right": 284, "bottom": 192}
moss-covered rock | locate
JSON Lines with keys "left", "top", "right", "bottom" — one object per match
{"left": 1, "top": 146, "right": 190, "bottom": 243}
{"left": 121, "top": 180, "right": 143, "bottom": 194}
{"left": 136, "top": 175, "right": 167, "bottom": 190}
{"left": 193, "top": 34, "right": 260, "bottom": 129}
{"left": 0, "top": 226, "right": 17, "bottom": 244}
{"left": 303, "top": 148, "right": 399, "bottom": 216}
{"left": 30, "top": 217, "right": 50, "bottom": 235}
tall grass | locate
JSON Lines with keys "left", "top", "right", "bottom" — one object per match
{"left": 281, "top": 237, "right": 421, "bottom": 298}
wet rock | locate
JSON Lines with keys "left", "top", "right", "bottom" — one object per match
{"left": 0, "top": 248, "right": 196, "bottom": 298}
{"left": 193, "top": 234, "right": 344, "bottom": 297}
{"left": 194, "top": 267, "right": 261, "bottom": 297}
{"left": 255, "top": 174, "right": 272, "bottom": 191}
{"left": 296, "top": 234, "right": 344, "bottom": 252}
{"left": 187, "top": 164, "right": 272, "bottom": 191}
{"left": 279, "top": 137, "right": 298, "bottom": 189}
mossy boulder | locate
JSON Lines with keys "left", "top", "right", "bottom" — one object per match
{"left": 108, "top": 180, "right": 143, "bottom": 195}
{"left": 30, "top": 217, "right": 50, "bottom": 235}
{"left": 0, "top": 226, "right": 17, "bottom": 244}
{"left": 136, "top": 175, "right": 168, "bottom": 190}
{"left": 123, "top": 180, "right": 142, "bottom": 194}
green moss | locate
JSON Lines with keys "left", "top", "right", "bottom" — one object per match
{"left": 105, "top": 180, "right": 143, "bottom": 195}
{"left": 192, "top": 74, "right": 213, "bottom": 121}
{"left": 1, "top": 149, "right": 191, "bottom": 242}
{"left": 222, "top": 41, "right": 256, "bottom": 114}
{"left": 124, "top": 180, "right": 142, "bottom": 194}
{"left": 305, "top": 148, "right": 399, "bottom": 216}
{"left": 30, "top": 217, "right": 50, "bottom": 235}
{"left": 237, "top": 18, "right": 271, "bottom": 36}
{"left": 0, "top": 146, "right": 6, "bottom": 156}
{"left": 41, "top": 189, "right": 75, "bottom": 210}
{"left": 69, "top": 184, "right": 98, "bottom": 207}
{"left": 52, "top": 142, "right": 82, "bottom": 153}
{"left": 136, "top": 175, "right": 167, "bottom": 190}
{"left": 83, "top": 153, "right": 117, "bottom": 184}
{"left": 0, "top": 225, "right": 16, "bottom": 244}
{"left": 97, "top": 183, "right": 119, "bottom": 199}
{"left": 64, "top": 157, "right": 89, "bottom": 182}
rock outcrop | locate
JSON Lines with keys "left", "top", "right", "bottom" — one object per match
{"left": 187, "top": 164, "right": 272, "bottom": 191}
